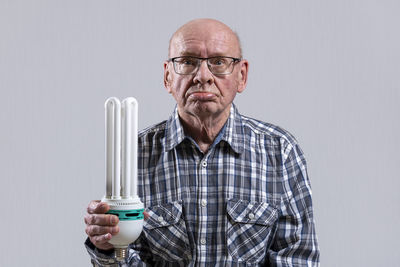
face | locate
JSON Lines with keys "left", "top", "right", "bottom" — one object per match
{"left": 164, "top": 21, "right": 248, "bottom": 121}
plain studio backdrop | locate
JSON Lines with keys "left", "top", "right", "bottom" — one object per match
{"left": 1, "top": 1, "right": 399, "bottom": 266}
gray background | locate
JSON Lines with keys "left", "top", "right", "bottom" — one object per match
{"left": 1, "top": 0, "right": 399, "bottom": 266}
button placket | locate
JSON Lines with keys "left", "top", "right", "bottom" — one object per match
{"left": 198, "top": 156, "right": 209, "bottom": 253}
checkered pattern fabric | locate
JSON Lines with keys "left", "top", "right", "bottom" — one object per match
{"left": 86, "top": 104, "right": 320, "bottom": 266}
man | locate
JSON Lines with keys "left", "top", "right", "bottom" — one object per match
{"left": 85, "top": 18, "right": 320, "bottom": 266}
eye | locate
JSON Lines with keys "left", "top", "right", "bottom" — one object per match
{"left": 209, "top": 57, "right": 227, "bottom": 66}
{"left": 177, "top": 57, "right": 197, "bottom": 66}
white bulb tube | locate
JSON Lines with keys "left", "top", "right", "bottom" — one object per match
{"left": 105, "top": 97, "right": 122, "bottom": 199}
{"left": 131, "top": 99, "right": 138, "bottom": 198}
{"left": 125, "top": 98, "right": 138, "bottom": 198}
{"left": 121, "top": 98, "right": 138, "bottom": 198}
{"left": 121, "top": 100, "right": 131, "bottom": 198}
{"left": 113, "top": 99, "right": 121, "bottom": 199}
{"left": 105, "top": 100, "right": 113, "bottom": 198}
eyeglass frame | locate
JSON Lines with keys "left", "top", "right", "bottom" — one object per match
{"left": 167, "top": 56, "right": 242, "bottom": 75}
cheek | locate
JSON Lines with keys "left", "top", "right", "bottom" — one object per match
{"left": 172, "top": 78, "right": 191, "bottom": 96}
{"left": 216, "top": 79, "right": 238, "bottom": 98}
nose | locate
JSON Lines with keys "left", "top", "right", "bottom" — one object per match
{"left": 193, "top": 59, "right": 214, "bottom": 85}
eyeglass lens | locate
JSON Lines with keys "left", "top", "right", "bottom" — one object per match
{"left": 173, "top": 57, "right": 235, "bottom": 75}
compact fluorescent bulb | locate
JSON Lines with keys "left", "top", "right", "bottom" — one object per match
{"left": 102, "top": 97, "right": 144, "bottom": 261}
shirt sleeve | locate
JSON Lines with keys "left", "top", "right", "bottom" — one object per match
{"left": 267, "top": 142, "right": 320, "bottom": 266}
{"left": 84, "top": 238, "right": 149, "bottom": 267}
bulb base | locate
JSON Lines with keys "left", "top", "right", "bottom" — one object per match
{"left": 115, "top": 247, "right": 127, "bottom": 262}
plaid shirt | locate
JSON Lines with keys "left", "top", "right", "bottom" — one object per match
{"left": 86, "top": 104, "right": 320, "bottom": 266}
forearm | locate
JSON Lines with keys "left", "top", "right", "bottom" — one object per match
{"left": 267, "top": 142, "right": 320, "bottom": 266}
{"left": 85, "top": 238, "right": 148, "bottom": 267}
{"left": 267, "top": 207, "right": 320, "bottom": 266}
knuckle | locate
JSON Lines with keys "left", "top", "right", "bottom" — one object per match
{"left": 92, "top": 226, "right": 99, "bottom": 235}
{"left": 86, "top": 225, "right": 93, "bottom": 236}
{"left": 84, "top": 214, "right": 90, "bottom": 225}
{"left": 88, "top": 225, "right": 102, "bottom": 236}
{"left": 91, "top": 225, "right": 100, "bottom": 235}
{"left": 90, "top": 215, "right": 97, "bottom": 225}
{"left": 87, "top": 202, "right": 94, "bottom": 213}
{"left": 87, "top": 200, "right": 99, "bottom": 214}
{"left": 87, "top": 227, "right": 97, "bottom": 237}
{"left": 94, "top": 235, "right": 105, "bottom": 245}
{"left": 86, "top": 215, "right": 94, "bottom": 225}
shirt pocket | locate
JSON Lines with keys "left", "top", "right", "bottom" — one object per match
{"left": 227, "top": 199, "right": 278, "bottom": 264}
{"left": 143, "top": 201, "right": 191, "bottom": 262}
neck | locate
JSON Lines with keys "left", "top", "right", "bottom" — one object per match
{"left": 178, "top": 106, "right": 230, "bottom": 153}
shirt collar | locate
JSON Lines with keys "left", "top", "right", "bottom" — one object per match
{"left": 220, "top": 104, "right": 245, "bottom": 154}
{"left": 164, "top": 104, "right": 245, "bottom": 154}
{"left": 164, "top": 106, "right": 186, "bottom": 151}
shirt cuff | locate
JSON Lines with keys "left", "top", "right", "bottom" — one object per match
{"left": 84, "top": 238, "right": 118, "bottom": 266}
{"left": 84, "top": 238, "right": 147, "bottom": 266}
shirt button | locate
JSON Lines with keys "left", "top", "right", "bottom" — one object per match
{"left": 201, "top": 161, "right": 207, "bottom": 167}
{"left": 157, "top": 216, "right": 164, "bottom": 222}
{"left": 201, "top": 199, "right": 207, "bottom": 207}
{"left": 248, "top": 213, "right": 255, "bottom": 219}
{"left": 200, "top": 238, "right": 206, "bottom": 245}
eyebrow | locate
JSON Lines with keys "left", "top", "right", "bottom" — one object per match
{"left": 177, "top": 52, "right": 230, "bottom": 57}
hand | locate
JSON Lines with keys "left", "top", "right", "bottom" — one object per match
{"left": 84, "top": 200, "right": 119, "bottom": 251}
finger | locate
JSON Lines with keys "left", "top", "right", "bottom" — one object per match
{"left": 86, "top": 225, "right": 119, "bottom": 236}
{"left": 87, "top": 200, "right": 110, "bottom": 214}
{"left": 87, "top": 200, "right": 100, "bottom": 214}
{"left": 90, "top": 233, "right": 114, "bottom": 248}
{"left": 85, "top": 214, "right": 119, "bottom": 226}
{"left": 143, "top": 211, "right": 150, "bottom": 220}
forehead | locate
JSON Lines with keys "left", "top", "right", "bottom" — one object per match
{"left": 170, "top": 27, "right": 239, "bottom": 57}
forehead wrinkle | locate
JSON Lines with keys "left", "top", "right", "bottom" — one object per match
{"left": 171, "top": 32, "right": 239, "bottom": 58}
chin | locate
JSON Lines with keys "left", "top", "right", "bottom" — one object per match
{"left": 190, "top": 101, "right": 217, "bottom": 114}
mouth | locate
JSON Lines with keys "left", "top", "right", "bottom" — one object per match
{"left": 188, "top": 91, "right": 216, "bottom": 101}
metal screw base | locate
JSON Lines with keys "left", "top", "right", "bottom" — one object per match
{"left": 115, "top": 247, "right": 127, "bottom": 262}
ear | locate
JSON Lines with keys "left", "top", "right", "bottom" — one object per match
{"left": 164, "top": 61, "right": 173, "bottom": 94}
{"left": 237, "top": 59, "right": 249, "bottom": 93}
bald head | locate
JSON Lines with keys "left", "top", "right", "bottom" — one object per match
{"left": 168, "top": 18, "right": 242, "bottom": 58}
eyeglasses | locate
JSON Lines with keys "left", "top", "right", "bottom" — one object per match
{"left": 168, "top": 56, "right": 241, "bottom": 75}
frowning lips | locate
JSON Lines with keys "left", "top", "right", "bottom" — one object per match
{"left": 186, "top": 87, "right": 218, "bottom": 101}
{"left": 188, "top": 91, "right": 216, "bottom": 101}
